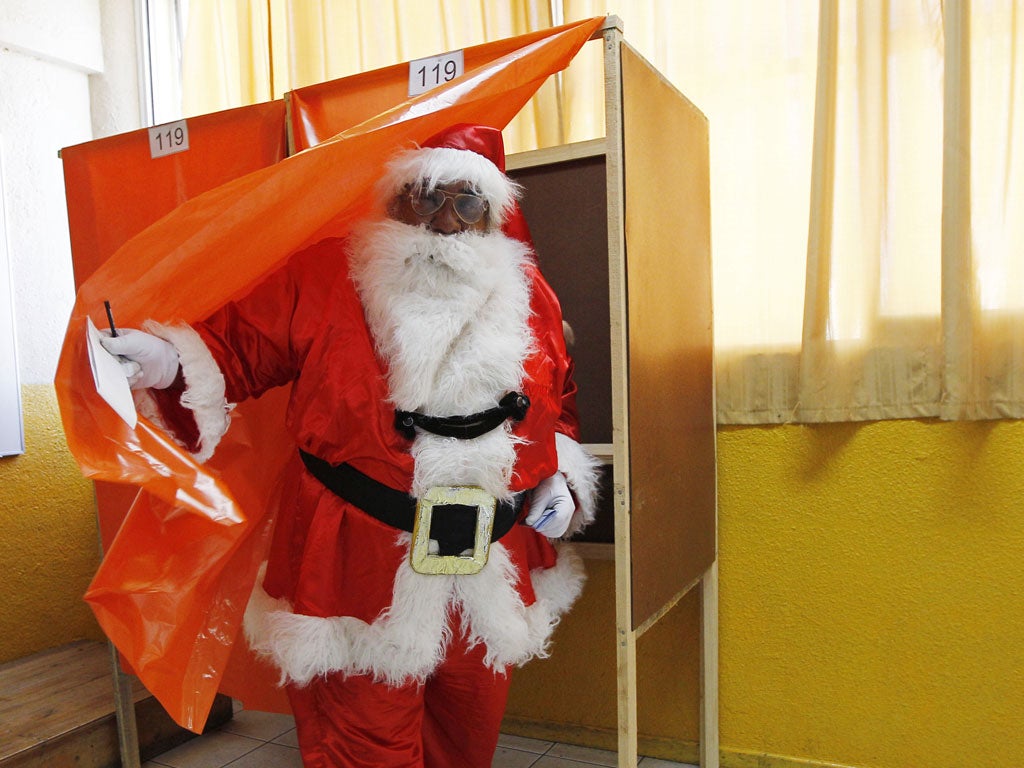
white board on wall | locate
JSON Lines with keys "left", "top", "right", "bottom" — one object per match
{"left": 0, "top": 140, "right": 25, "bottom": 457}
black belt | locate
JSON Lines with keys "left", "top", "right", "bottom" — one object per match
{"left": 299, "top": 450, "right": 526, "bottom": 556}
{"left": 395, "top": 392, "right": 530, "bottom": 440}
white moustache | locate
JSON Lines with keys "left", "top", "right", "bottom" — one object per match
{"left": 350, "top": 219, "right": 526, "bottom": 299}
{"left": 403, "top": 225, "right": 485, "bottom": 275}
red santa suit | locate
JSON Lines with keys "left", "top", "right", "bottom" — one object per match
{"left": 139, "top": 125, "right": 601, "bottom": 768}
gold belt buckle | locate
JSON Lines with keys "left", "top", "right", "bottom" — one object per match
{"left": 410, "top": 486, "right": 496, "bottom": 575}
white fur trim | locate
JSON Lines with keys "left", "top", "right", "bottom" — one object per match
{"left": 243, "top": 538, "right": 587, "bottom": 687}
{"left": 140, "top": 321, "right": 231, "bottom": 463}
{"left": 350, "top": 221, "right": 535, "bottom": 499}
{"left": 555, "top": 432, "right": 603, "bottom": 538}
{"left": 244, "top": 553, "right": 453, "bottom": 687}
{"left": 376, "top": 146, "right": 521, "bottom": 226}
{"left": 455, "top": 541, "right": 586, "bottom": 670}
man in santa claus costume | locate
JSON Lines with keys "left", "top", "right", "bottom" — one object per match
{"left": 101, "top": 123, "right": 601, "bottom": 768}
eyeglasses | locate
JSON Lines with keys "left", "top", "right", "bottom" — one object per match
{"left": 408, "top": 188, "right": 489, "bottom": 225}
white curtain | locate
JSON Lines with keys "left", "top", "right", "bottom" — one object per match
{"left": 571, "top": 0, "right": 1024, "bottom": 424}
{"left": 716, "top": 0, "right": 1024, "bottom": 423}
{"left": 179, "top": 0, "right": 1024, "bottom": 424}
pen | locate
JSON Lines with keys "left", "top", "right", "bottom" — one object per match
{"left": 104, "top": 300, "right": 118, "bottom": 337}
{"left": 535, "top": 506, "right": 557, "bottom": 530}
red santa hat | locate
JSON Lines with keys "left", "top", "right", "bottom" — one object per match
{"left": 379, "top": 124, "right": 522, "bottom": 227}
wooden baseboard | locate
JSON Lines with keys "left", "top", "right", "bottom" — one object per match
{"left": 500, "top": 716, "right": 699, "bottom": 764}
{"left": 723, "top": 750, "right": 860, "bottom": 768}
{"left": 501, "top": 716, "right": 862, "bottom": 768}
{"left": 0, "top": 641, "right": 232, "bottom": 768}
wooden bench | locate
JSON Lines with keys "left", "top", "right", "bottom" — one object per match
{"left": 0, "top": 641, "right": 231, "bottom": 768}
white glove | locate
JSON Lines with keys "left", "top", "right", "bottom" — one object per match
{"left": 525, "top": 472, "right": 576, "bottom": 538}
{"left": 99, "top": 328, "right": 180, "bottom": 390}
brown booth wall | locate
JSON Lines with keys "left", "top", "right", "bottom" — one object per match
{"left": 621, "top": 44, "right": 716, "bottom": 628}
{"left": 509, "top": 155, "right": 615, "bottom": 544}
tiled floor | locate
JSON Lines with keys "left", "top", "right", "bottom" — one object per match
{"left": 141, "top": 707, "right": 698, "bottom": 768}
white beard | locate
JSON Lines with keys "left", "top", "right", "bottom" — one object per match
{"left": 349, "top": 220, "right": 535, "bottom": 499}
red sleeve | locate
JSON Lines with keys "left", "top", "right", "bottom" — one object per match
{"left": 555, "top": 354, "right": 582, "bottom": 441}
{"left": 195, "top": 266, "right": 301, "bottom": 404}
{"left": 196, "top": 237, "right": 346, "bottom": 403}
{"left": 528, "top": 264, "right": 581, "bottom": 442}
{"left": 148, "top": 368, "right": 202, "bottom": 453}
{"left": 141, "top": 238, "right": 347, "bottom": 457}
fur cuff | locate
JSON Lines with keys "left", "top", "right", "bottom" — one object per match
{"left": 555, "top": 432, "right": 603, "bottom": 538}
{"left": 141, "top": 321, "right": 231, "bottom": 463}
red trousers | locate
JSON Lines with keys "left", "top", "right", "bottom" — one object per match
{"left": 286, "top": 629, "right": 512, "bottom": 767}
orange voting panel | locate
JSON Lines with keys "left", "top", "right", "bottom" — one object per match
{"left": 61, "top": 100, "right": 288, "bottom": 554}
{"left": 61, "top": 100, "right": 288, "bottom": 289}
{"left": 57, "top": 16, "right": 604, "bottom": 731}
{"left": 288, "top": 19, "right": 604, "bottom": 150}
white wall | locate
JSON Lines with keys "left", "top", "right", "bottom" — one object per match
{"left": 0, "top": 0, "right": 140, "bottom": 387}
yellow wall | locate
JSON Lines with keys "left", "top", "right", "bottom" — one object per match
{"left": 506, "top": 419, "right": 1024, "bottom": 768}
{"left": 0, "top": 385, "right": 103, "bottom": 663}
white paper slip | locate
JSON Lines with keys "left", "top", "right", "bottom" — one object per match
{"left": 86, "top": 317, "right": 138, "bottom": 429}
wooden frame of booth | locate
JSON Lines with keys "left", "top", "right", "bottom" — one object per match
{"left": 504, "top": 20, "right": 718, "bottom": 767}
{"left": 603, "top": 21, "right": 717, "bottom": 767}
{"left": 60, "top": 17, "right": 717, "bottom": 768}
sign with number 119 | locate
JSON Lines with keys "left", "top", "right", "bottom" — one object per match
{"left": 148, "top": 119, "right": 190, "bottom": 159}
{"left": 408, "top": 50, "right": 465, "bottom": 97}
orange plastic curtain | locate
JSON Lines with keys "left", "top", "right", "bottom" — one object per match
{"left": 286, "top": 24, "right": 599, "bottom": 152}
{"left": 56, "top": 17, "right": 604, "bottom": 732}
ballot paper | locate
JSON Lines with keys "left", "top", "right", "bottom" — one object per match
{"left": 85, "top": 317, "right": 138, "bottom": 428}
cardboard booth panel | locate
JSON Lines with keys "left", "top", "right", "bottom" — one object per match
{"left": 509, "top": 147, "right": 615, "bottom": 544}
{"left": 508, "top": 151, "right": 612, "bottom": 445}
{"left": 621, "top": 43, "right": 715, "bottom": 629}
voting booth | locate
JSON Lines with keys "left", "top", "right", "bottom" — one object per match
{"left": 506, "top": 31, "right": 717, "bottom": 767}
{"left": 58, "top": 17, "right": 716, "bottom": 768}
